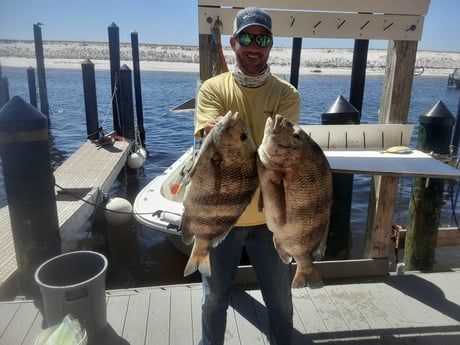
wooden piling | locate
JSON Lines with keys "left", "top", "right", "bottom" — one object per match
{"left": 130, "top": 31, "right": 146, "bottom": 147}
{"left": 119, "top": 64, "right": 135, "bottom": 140}
{"left": 81, "top": 58, "right": 99, "bottom": 140}
{"left": 27, "top": 67, "right": 37, "bottom": 108}
{"left": 0, "top": 64, "right": 9, "bottom": 108}
{"left": 199, "top": 33, "right": 217, "bottom": 82}
{"left": 289, "top": 38, "right": 302, "bottom": 88}
{"left": 364, "top": 40, "right": 418, "bottom": 260}
{"left": 349, "top": 39, "right": 369, "bottom": 113}
{"left": 450, "top": 96, "right": 460, "bottom": 156}
{"left": 404, "top": 101, "right": 455, "bottom": 271}
{"left": 0, "top": 96, "right": 61, "bottom": 297}
{"left": 108, "top": 22, "right": 121, "bottom": 134}
{"left": 33, "top": 23, "right": 50, "bottom": 118}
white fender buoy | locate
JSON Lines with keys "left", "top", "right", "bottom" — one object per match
{"left": 138, "top": 147, "right": 147, "bottom": 160}
{"left": 104, "top": 197, "right": 133, "bottom": 225}
{"left": 127, "top": 152, "right": 145, "bottom": 169}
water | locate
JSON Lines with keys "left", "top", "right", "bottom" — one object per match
{"left": 1, "top": 66, "right": 460, "bottom": 288}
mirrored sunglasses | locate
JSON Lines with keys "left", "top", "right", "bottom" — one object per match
{"left": 235, "top": 33, "right": 272, "bottom": 48}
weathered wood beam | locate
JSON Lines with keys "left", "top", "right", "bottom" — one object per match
{"left": 198, "top": 0, "right": 430, "bottom": 16}
{"left": 364, "top": 40, "right": 418, "bottom": 260}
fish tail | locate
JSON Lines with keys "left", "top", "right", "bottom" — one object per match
{"left": 292, "top": 257, "right": 324, "bottom": 289}
{"left": 183, "top": 240, "right": 211, "bottom": 277}
{"left": 291, "top": 268, "right": 324, "bottom": 289}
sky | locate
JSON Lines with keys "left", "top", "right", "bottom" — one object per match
{"left": 0, "top": 0, "right": 459, "bottom": 52}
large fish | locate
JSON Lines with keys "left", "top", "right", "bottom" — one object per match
{"left": 257, "top": 114, "right": 333, "bottom": 289}
{"left": 180, "top": 111, "right": 259, "bottom": 277}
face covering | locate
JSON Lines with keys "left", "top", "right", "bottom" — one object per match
{"left": 232, "top": 64, "right": 271, "bottom": 88}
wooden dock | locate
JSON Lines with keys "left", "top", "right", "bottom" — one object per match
{"left": 0, "top": 139, "right": 131, "bottom": 288}
{"left": 0, "top": 268, "right": 459, "bottom": 345}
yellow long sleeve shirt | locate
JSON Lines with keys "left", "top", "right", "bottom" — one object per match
{"left": 195, "top": 71, "right": 300, "bottom": 226}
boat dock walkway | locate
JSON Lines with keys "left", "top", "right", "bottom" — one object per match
{"left": 0, "top": 139, "right": 131, "bottom": 288}
{"left": 1, "top": 267, "right": 459, "bottom": 345}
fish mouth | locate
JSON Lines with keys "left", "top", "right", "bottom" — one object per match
{"left": 266, "top": 114, "right": 284, "bottom": 134}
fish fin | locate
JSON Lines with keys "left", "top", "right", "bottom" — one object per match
{"left": 273, "top": 236, "right": 292, "bottom": 264}
{"left": 291, "top": 268, "right": 324, "bottom": 289}
{"left": 313, "top": 226, "right": 329, "bottom": 260}
{"left": 210, "top": 227, "right": 232, "bottom": 248}
{"left": 265, "top": 176, "right": 287, "bottom": 226}
{"left": 211, "top": 152, "right": 223, "bottom": 191}
{"left": 184, "top": 240, "right": 211, "bottom": 277}
{"left": 179, "top": 217, "right": 194, "bottom": 245}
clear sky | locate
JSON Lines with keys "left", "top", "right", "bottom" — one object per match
{"left": 0, "top": 0, "right": 458, "bottom": 52}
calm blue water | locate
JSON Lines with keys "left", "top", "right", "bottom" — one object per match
{"left": 1, "top": 66, "right": 460, "bottom": 287}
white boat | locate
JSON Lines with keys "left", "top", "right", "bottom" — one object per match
{"left": 133, "top": 97, "right": 199, "bottom": 255}
{"left": 133, "top": 146, "right": 196, "bottom": 255}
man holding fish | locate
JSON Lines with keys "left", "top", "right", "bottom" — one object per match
{"left": 185, "top": 7, "right": 301, "bottom": 345}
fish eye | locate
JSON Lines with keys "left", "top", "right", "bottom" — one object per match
{"left": 293, "top": 133, "right": 301, "bottom": 141}
{"left": 240, "top": 133, "right": 247, "bottom": 141}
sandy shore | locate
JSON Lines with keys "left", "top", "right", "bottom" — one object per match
{"left": 1, "top": 41, "right": 458, "bottom": 76}
{"left": 1, "top": 56, "right": 454, "bottom": 77}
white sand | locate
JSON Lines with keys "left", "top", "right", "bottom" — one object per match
{"left": 1, "top": 41, "right": 459, "bottom": 76}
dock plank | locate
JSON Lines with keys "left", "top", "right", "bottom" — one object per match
{"left": 145, "top": 288, "right": 171, "bottom": 345}
{"left": 170, "top": 287, "right": 194, "bottom": 345}
{"left": 1, "top": 271, "right": 460, "bottom": 345}
{"left": 0, "top": 302, "right": 40, "bottom": 345}
{"left": 231, "top": 288, "right": 266, "bottom": 345}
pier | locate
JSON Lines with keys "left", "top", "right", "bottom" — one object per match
{"left": 1, "top": 266, "right": 459, "bottom": 344}
{"left": 0, "top": 139, "right": 130, "bottom": 294}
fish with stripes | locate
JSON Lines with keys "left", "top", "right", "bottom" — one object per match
{"left": 257, "top": 114, "right": 333, "bottom": 288}
{"left": 180, "top": 111, "right": 259, "bottom": 277}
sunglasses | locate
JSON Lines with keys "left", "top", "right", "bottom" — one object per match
{"left": 235, "top": 33, "right": 272, "bottom": 48}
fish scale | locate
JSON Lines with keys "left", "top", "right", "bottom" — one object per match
{"left": 257, "top": 114, "right": 333, "bottom": 289}
{"left": 180, "top": 111, "right": 259, "bottom": 277}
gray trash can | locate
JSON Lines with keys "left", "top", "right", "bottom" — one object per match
{"left": 35, "top": 251, "right": 108, "bottom": 341}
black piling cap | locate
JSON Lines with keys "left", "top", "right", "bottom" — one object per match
{"left": 0, "top": 96, "right": 48, "bottom": 132}
{"left": 419, "top": 100, "right": 455, "bottom": 126}
{"left": 322, "top": 95, "right": 360, "bottom": 125}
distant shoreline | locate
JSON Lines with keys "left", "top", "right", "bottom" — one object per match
{"left": 1, "top": 40, "right": 459, "bottom": 77}
{"left": 1, "top": 56, "right": 454, "bottom": 77}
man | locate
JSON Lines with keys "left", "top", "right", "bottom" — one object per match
{"left": 195, "top": 7, "right": 301, "bottom": 345}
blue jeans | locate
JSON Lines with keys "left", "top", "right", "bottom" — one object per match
{"left": 201, "top": 224, "right": 293, "bottom": 345}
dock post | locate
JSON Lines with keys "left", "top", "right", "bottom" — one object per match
{"left": 119, "top": 64, "right": 135, "bottom": 140}
{"left": 33, "top": 23, "right": 50, "bottom": 118}
{"left": 108, "top": 22, "right": 121, "bottom": 135}
{"left": 321, "top": 96, "right": 360, "bottom": 259}
{"left": 289, "top": 37, "right": 302, "bottom": 89}
{"left": 0, "top": 63, "right": 9, "bottom": 108}
{"left": 130, "top": 31, "right": 145, "bottom": 147}
{"left": 404, "top": 101, "right": 455, "bottom": 271}
{"left": 0, "top": 96, "right": 61, "bottom": 297}
{"left": 450, "top": 96, "right": 460, "bottom": 156}
{"left": 81, "top": 58, "right": 99, "bottom": 140}
{"left": 27, "top": 67, "right": 37, "bottom": 108}
{"left": 349, "top": 39, "right": 369, "bottom": 113}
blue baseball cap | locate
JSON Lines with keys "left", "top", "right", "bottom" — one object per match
{"left": 233, "top": 7, "right": 272, "bottom": 36}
